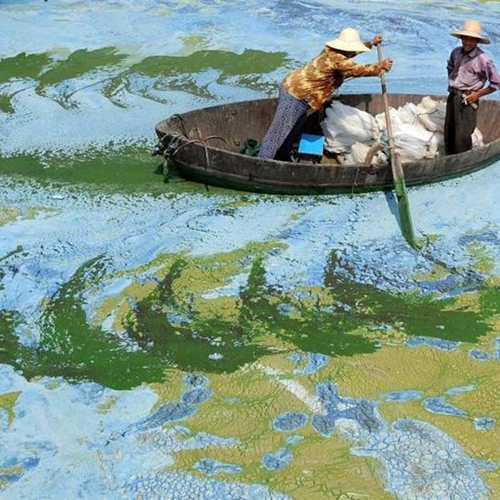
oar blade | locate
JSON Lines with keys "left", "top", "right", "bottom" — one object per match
{"left": 394, "top": 177, "right": 417, "bottom": 248}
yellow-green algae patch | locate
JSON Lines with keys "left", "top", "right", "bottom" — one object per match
{"left": 466, "top": 240, "right": 496, "bottom": 274}
{"left": 413, "top": 262, "right": 452, "bottom": 282}
{"left": 148, "top": 370, "right": 191, "bottom": 408}
{"left": 167, "top": 243, "right": 285, "bottom": 316}
{"left": 154, "top": 329, "right": 500, "bottom": 498}
{"left": 93, "top": 242, "right": 286, "bottom": 329}
{"left": 119, "top": 276, "right": 500, "bottom": 497}
{"left": 164, "top": 358, "right": 389, "bottom": 499}
{"left": 0, "top": 205, "right": 63, "bottom": 227}
{"left": 335, "top": 341, "right": 500, "bottom": 486}
{"left": 96, "top": 396, "right": 120, "bottom": 414}
{"left": 0, "top": 391, "right": 20, "bottom": 426}
{"left": 2, "top": 217, "right": 500, "bottom": 497}
{"left": 24, "top": 206, "right": 62, "bottom": 220}
{"left": 0, "top": 465, "right": 24, "bottom": 491}
{"left": 0, "top": 208, "right": 19, "bottom": 226}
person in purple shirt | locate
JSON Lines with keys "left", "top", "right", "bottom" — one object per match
{"left": 445, "top": 20, "right": 500, "bottom": 154}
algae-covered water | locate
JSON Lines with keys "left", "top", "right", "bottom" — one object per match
{"left": 1, "top": 1, "right": 500, "bottom": 498}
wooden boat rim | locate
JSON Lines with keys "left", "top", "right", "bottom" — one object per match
{"left": 154, "top": 93, "right": 500, "bottom": 194}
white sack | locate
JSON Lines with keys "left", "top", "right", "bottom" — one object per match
{"left": 344, "top": 142, "right": 388, "bottom": 166}
{"left": 321, "top": 97, "right": 482, "bottom": 164}
{"left": 347, "top": 142, "right": 370, "bottom": 165}
{"left": 472, "top": 127, "right": 484, "bottom": 148}
{"left": 434, "top": 132, "right": 446, "bottom": 157}
{"left": 416, "top": 96, "right": 446, "bottom": 133}
{"left": 375, "top": 107, "right": 403, "bottom": 132}
{"left": 396, "top": 102, "right": 420, "bottom": 126}
{"left": 375, "top": 103, "right": 420, "bottom": 131}
{"left": 321, "top": 100, "right": 379, "bottom": 153}
{"left": 391, "top": 123, "right": 439, "bottom": 162}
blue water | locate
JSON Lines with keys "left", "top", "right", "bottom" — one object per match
{"left": 2, "top": 1, "right": 500, "bottom": 499}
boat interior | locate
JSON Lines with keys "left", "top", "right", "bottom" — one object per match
{"left": 156, "top": 94, "right": 500, "bottom": 155}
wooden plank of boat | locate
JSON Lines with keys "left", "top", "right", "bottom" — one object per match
{"left": 154, "top": 93, "right": 500, "bottom": 195}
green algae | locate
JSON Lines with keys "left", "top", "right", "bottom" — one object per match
{"left": 0, "top": 94, "right": 15, "bottom": 115}
{"left": 102, "top": 48, "right": 288, "bottom": 101}
{"left": 38, "top": 47, "right": 126, "bottom": 86}
{"left": 122, "top": 246, "right": 494, "bottom": 369}
{"left": 0, "top": 311, "right": 21, "bottom": 353}
{"left": 124, "top": 49, "right": 287, "bottom": 79}
{"left": 98, "top": 49, "right": 279, "bottom": 81}
{"left": 0, "top": 146, "right": 175, "bottom": 195}
{"left": 0, "top": 46, "right": 272, "bottom": 115}
{"left": 0, "top": 146, "right": 244, "bottom": 196}
{"left": 0, "top": 243, "right": 496, "bottom": 389}
{"left": 0, "top": 47, "right": 291, "bottom": 192}
{"left": 124, "top": 256, "right": 271, "bottom": 374}
{"left": 0, "top": 52, "right": 52, "bottom": 113}
{"left": 325, "top": 252, "right": 488, "bottom": 343}
{"left": 0, "top": 49, "right": 127, "bottom": 112}
{"left": 0, "top": 52, "right": 52, "bottom": 82}
{"left": 36, "top": 47, "right": 128, "bottom": 108}
{"left": 478, "top": 285, "right": 500, "bottom": 318}
{"left": 0, "top": 245, "right": 25, "bottom": 264}
{"left": 0, "top": 260, "right": 169, "bottom": 390}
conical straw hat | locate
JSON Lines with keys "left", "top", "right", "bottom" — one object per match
{"left": 326, "top": 28, "right": 370, "bottom": 53}
{"left": 451, "top": 20, "right": 490, "bottom": 44}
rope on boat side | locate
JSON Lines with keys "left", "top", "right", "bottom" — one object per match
{"left": 161, "top": 126, "right": 230, "bottom": 173}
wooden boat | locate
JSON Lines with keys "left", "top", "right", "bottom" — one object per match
{"left": 154, "top": 93, "right": 500, "bottom": 195}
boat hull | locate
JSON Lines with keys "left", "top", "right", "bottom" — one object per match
{"left": 155, "top": 94, "right": 500, "bottom": 194}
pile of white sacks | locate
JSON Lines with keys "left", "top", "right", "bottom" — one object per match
{"left": 320, "top": 96, "right": 484, "bottom": 166}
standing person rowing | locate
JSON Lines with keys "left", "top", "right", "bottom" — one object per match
{"left": 258, "top": 28, "right": 393, "bottom": 161}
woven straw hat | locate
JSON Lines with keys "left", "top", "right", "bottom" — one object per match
{"left": 326, "top": 28, "right": 369, "bottom": 53}
{"left": 451, "top": 20, "right": 490, "bottom": 44}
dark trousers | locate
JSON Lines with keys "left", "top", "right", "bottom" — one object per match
{"left": 258, "top": 86, "right": 309, "bottom": 160}
{"left": 444, "top": 92, "right": 477, "bottom": 155}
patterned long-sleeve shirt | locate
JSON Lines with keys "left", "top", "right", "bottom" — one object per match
{"left": 282, "top": 47, "right": 383, "bottom": 110}
{"left": 447, "top": 46, "right": 500, "bottom": 92}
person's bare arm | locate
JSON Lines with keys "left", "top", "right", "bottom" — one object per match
{"left": 363, "top": 34, "right": 384, "bottom": 49}
{"left": 465, "top": 86, "right": 496, "bottom": 104}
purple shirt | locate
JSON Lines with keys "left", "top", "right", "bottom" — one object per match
{"left": 447, "top": 46, "right": 500, "bottom": 92}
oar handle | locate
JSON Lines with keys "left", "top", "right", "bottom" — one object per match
{"left": 377, "top": 44, "right": 395, "bottom": 144}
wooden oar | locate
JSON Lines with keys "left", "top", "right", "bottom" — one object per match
{"left": 377, "top": 44, "right": 417, "bottom": 249}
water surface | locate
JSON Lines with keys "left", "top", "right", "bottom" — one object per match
{"left": 1, "top": 1, "right": 500, "bottom": 498}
